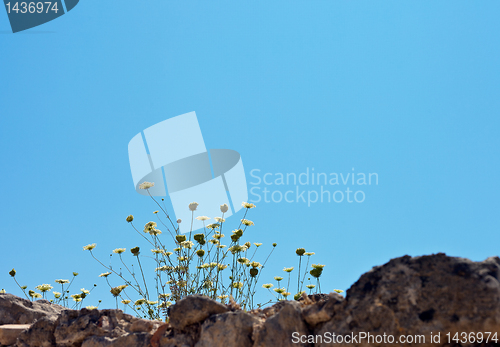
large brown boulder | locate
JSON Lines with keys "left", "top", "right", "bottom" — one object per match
{"left": 0, "top": 294, "right": 65, "bottom": 325}
{"left": 314, "top": 253, "right": 500, "bottom": 346}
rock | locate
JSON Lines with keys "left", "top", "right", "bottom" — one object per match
{"left": 0, "top": 324, "right": 30, "bottom": 346}
{"left": 195, "top": 311, "right": 263, "bottom": 347}
{"left": 315, "top": 253, "right": 500, "bottom": 347}
{"left": 0, "top": 293, "right": 65, "bottom": 325}
{"left": 158, "top": 325, "right": 200, "bottom": 347}
{"left": 53, "top": 308, "right": 161, "bottom": 347}
{"left": 81, "top": 333, "right": 153, "bottom": 347}
{"left": 253, "top": 301, "right": 310, "bottom": 347}
{"left": 301, "top": 292, "right": 344, "bottom": 327}
{"left": 168, "top": 295, "right": 228, "bottom": 330}
{"left": 16, "top": 316, "right": 57, "bottom": 347}
{"left": 14, "top": 307, "right": 162, "bottom": 347}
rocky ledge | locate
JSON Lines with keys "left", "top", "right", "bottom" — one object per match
{"left": 2, "top": 253, "right": 500, "bottom": 347}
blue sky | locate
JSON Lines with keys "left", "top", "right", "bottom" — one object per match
{"left": 1, "top": 0, "right": 499, "bottom": 309}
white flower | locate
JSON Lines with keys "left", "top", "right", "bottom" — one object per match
{"left": 189, "top": 202, "right": 199, "bottom": 211}
{"left": 214, "top": 217, "right": 225, "bottom": 223}
{"left": 242, "top": 202, "right": 256, "bottom": 209}
{"left": 220, "top": 204, "right": 229, "bottom": 213}
{"left": 139, "top": 182, "right": 155, "bottom": 189}
{"left": 196, "top": 216, "right": 210, "bottom": 221}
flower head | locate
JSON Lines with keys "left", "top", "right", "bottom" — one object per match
{"left": 99, "top": 272, "right": 112, "bottom": 278}
{"left": 310, "top": 268, "right": 323, "bottom": 278}
{"left": 217, "top": 263, "right": 228, "bottom": 271}
{"left": 274, "top": 287, "right": 285, "bottom": 294}
{"left": 139, "top": 181, "right": 154, "bottom": 189}
{"left": 214, "top": 217, "right": 225, "bottom": 223}
{"left": 35, "top": 284, "right": 53, "bottom": 293}
{"left": 262, "top": 283, "right": 273, "bottom": 289}
{"left": 232, "top": 282, "right": 243, "bottom": 289}
{"left": 311, "top": 264, "right": 325, "bottom": 270}
{"left": 177, "top": 219, "right": 182, "bottom": 224}
{"left": 254, "top": 243, "right": 262, "bottom": 247}
{"left": 249, "top": 268, "right": 258, "bottom": 277}
{"left": 176, "top": 235, "right": 187, "bottom": 243}
{"left": 333, "top": 289, "right": 344, "bottom": 294}
{"left": 237, "top": 257, "right": 250, "bottom": 265}
{"left": 126, "top": 215, "right": 134, "bottom": 223}
{"left": 220, "top": 204, "right": 229, "bottom": 213}
{"left": 55, "top": 279, "right": 70, "bottom": 284}
{"left": 242, "top": 202, "right": 256, "bottom": 209}
{"left": 53, "top": 291, "right": 62, "bottom": 299}
{"left": 241, "top": 219, "right": 254, "bottom": 226}
{"left": 274, "top": 276, "right": 283, "bottom": 282}
{"left": 144, "top": 221, "right": 157, "bottom": 233}
{"left": 8, "top": 269, "right": 16, "bottom": 277}
{"left": 121, "top": 300, "right": 131, "bottom": 304}
{"left": 149, "top": 228, "right": 162, "bottom": 236}
{"left": 251, "top": 261, "right": 262, "bottom": 268}
{"left": 283, "top": 267, "right": 294, "bottom": 273}
{"left": 189, "top": 202, "right": 199, "bottom": 211}
{"left": 180, "top": 241, "right": 194, "bottom": 249}
{"left": 83, "top": 244, "right": 96, "bottom": 251}
{"left": 305, "top": 252, "right": 315, "bottom": 256}
{"left": 296, "top": 248, "right": 306, "bottom": 256}
{"left": 113, "top": 248, "right": 126, "bottom": 254}
{"left": 110, "top": 285, "right": 128, "bottom": 297}
{"left": 196, "top": 216, "right": 210, "bottom": 221}
{"left": 134, "top": 299, "right": 147, "bottom": 306}
{"left": 206, "top": 223, "right": 220, "bottom": 230}
{"left": 158, "top": 301, "right": 172, "bottom": 308}
{"left": 130, "top": 247, "right": 140, "bottom": 256}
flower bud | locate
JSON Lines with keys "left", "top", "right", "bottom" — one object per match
{"left": 220, "top": 204, "right": 229, "bottom": 213}
{"left": 131, "top": 247, "right": 140, "bottom": 256}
